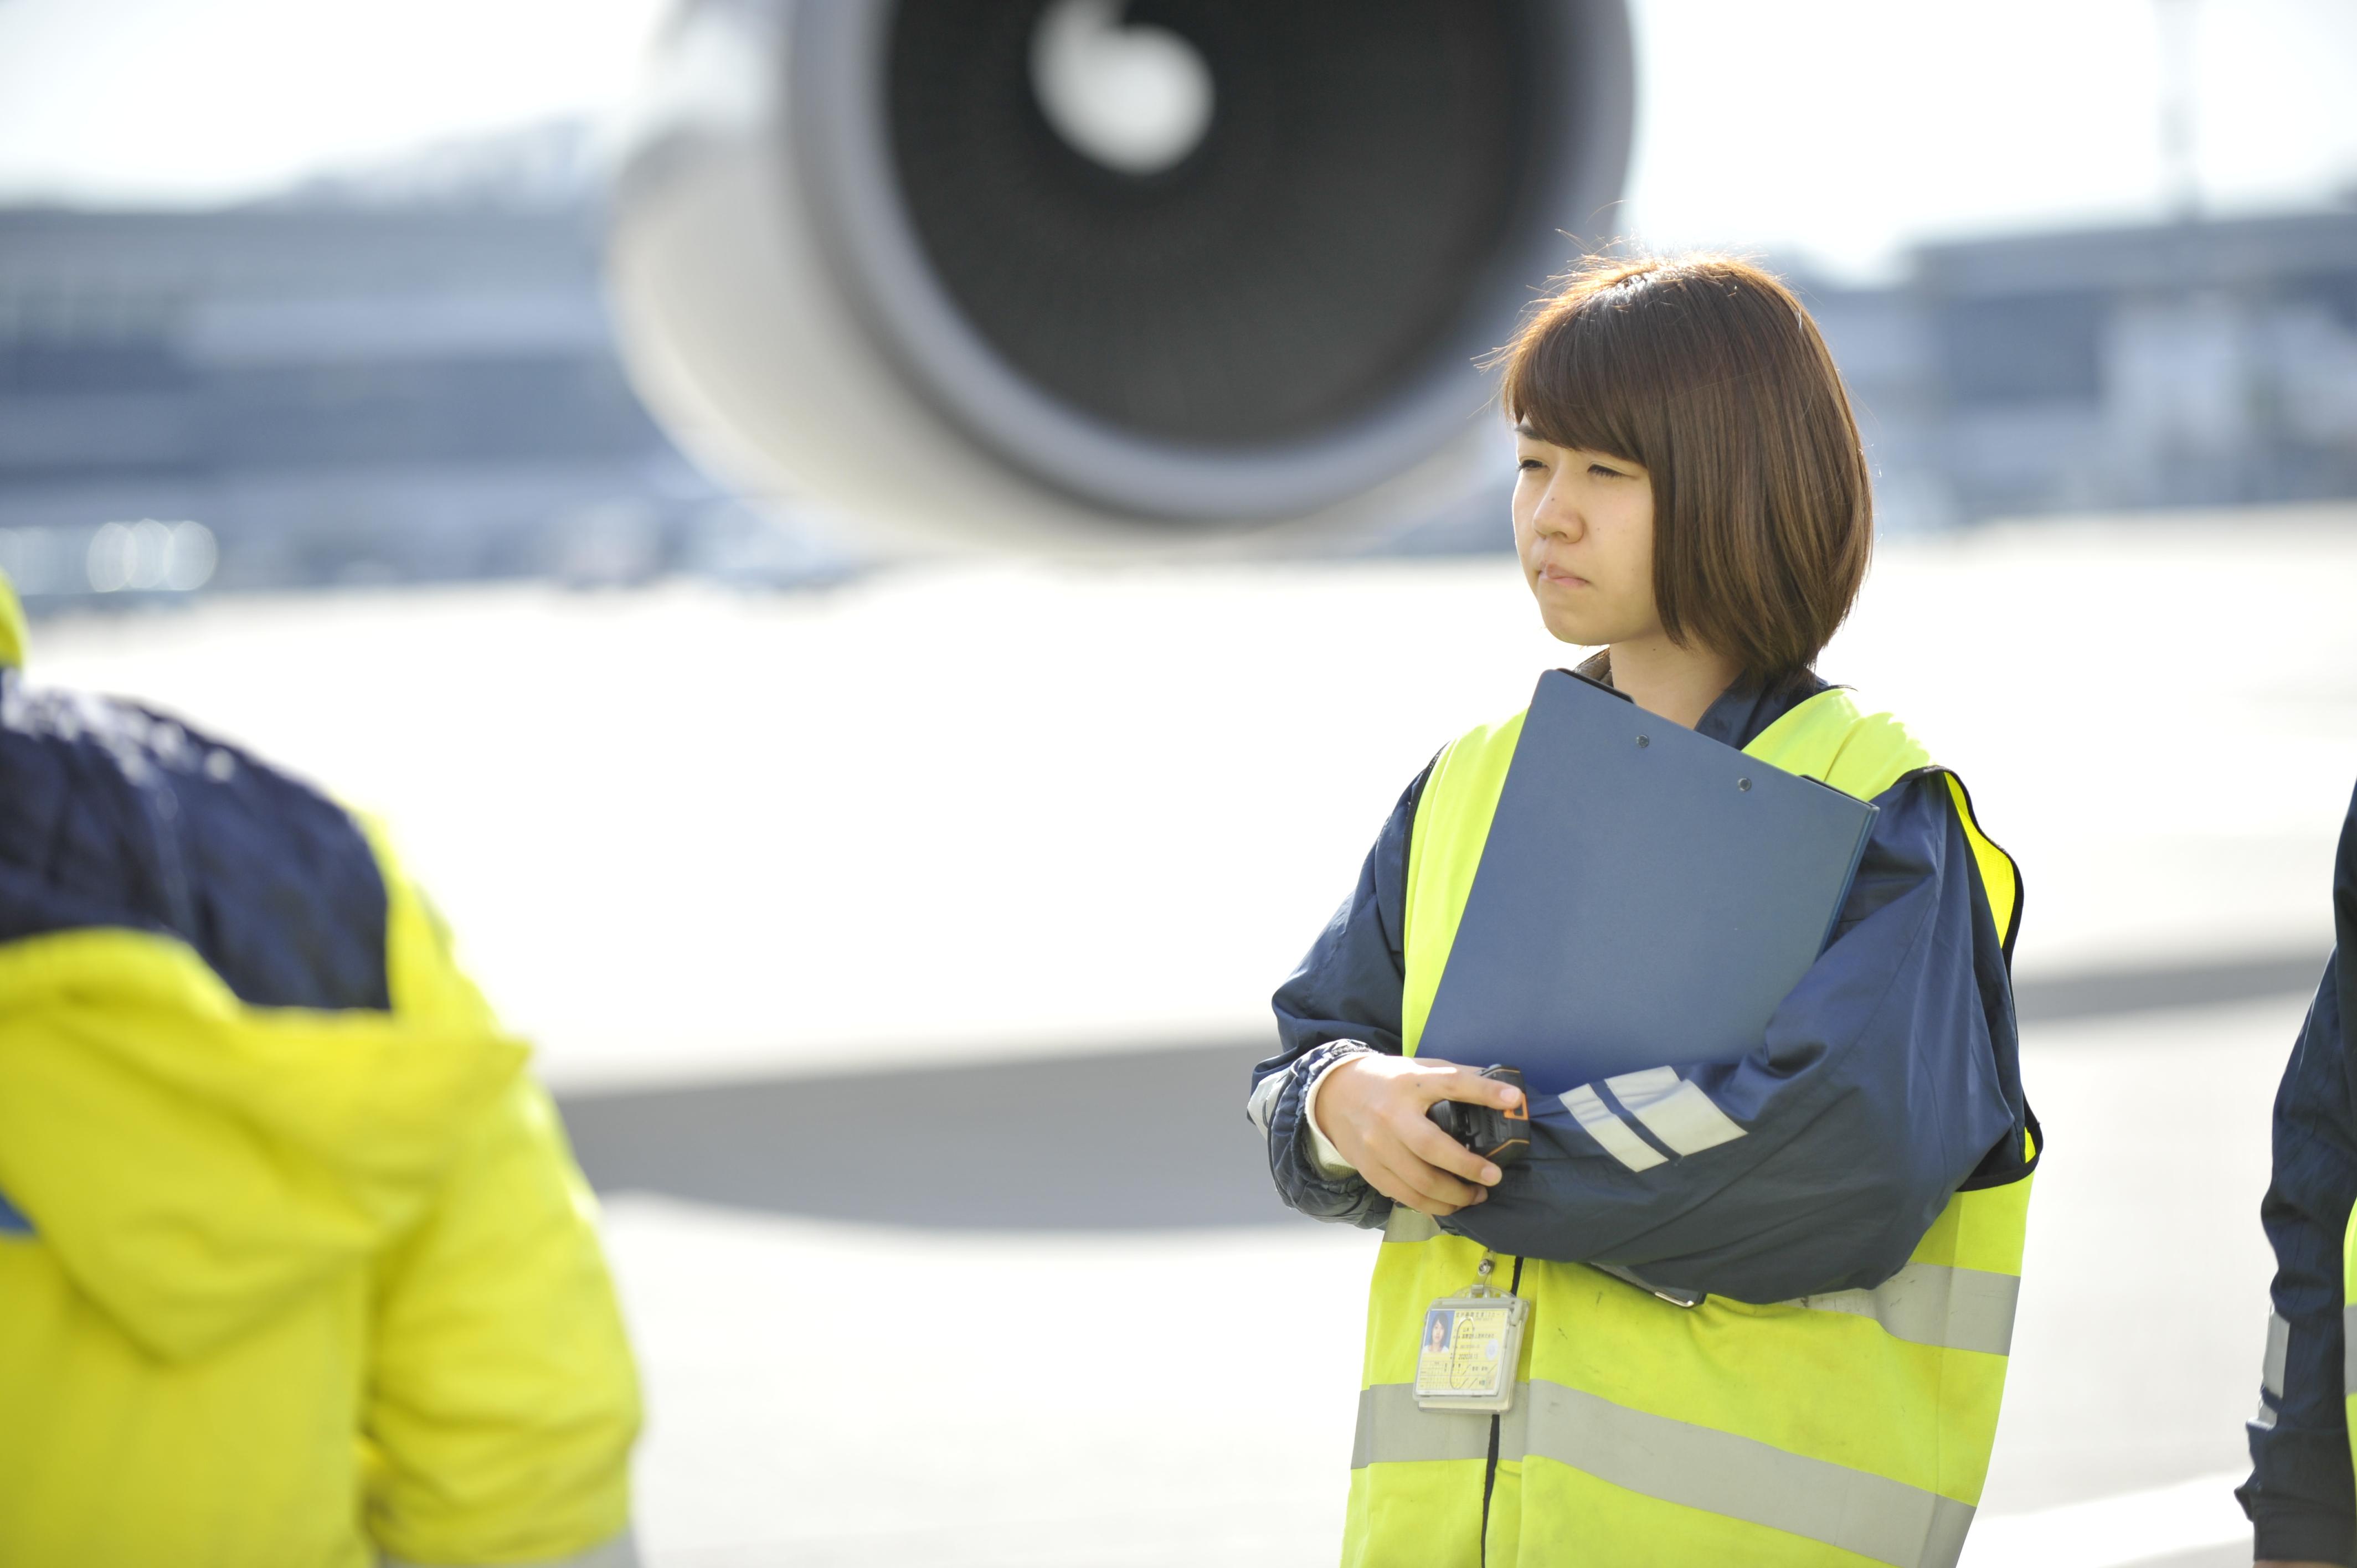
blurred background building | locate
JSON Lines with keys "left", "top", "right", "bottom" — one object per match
{"left": 0, "top": 122, "right": 860, "bottom": 609}
{"left": 6, "top": 120, "right": 2355, "bottom": 600}
{"left": 1815, "top": 209, "right": 2357, "bottom": 531}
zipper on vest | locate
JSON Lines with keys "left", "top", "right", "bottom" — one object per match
{"left": 1477, "top": 1255, "right": 1526, "bottom": 1566}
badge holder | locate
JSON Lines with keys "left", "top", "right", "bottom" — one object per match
{"left": 1413, "top": 1253, "right": 1527, "bottom": 1415}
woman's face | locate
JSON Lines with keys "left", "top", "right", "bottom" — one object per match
{"left": 1510, "top": 426, "right": 1661, "bottom": 649}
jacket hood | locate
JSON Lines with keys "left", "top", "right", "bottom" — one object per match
{"left": 0, "top": 927, "right": 526, "bottom": 1361}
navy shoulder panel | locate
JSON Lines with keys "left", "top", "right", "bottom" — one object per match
{"left": 0, "top": 672, "right": 389, "bottom": 1011}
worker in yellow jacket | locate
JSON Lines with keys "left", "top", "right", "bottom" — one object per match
{"left": 0, "top": 575, "right": 642, "bottom": 1567}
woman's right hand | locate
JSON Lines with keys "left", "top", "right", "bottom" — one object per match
{"left": 1314, "top": 1055, "right": 1527, "bottom": 1216}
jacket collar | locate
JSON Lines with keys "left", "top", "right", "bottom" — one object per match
{"left": 1572, "top": 651, "right": 1830, "bottom": 751}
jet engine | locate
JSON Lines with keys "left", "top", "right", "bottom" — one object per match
{"left": 608, "top": 0, "right": 1633, "bottom": 551}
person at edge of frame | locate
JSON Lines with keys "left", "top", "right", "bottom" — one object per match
{"left": 1247, "top": 254, "right": 2040, "bottom": 1568}
{"left": 0, "top": 571, "right": 643, "bottom": 1568}
{"left": 2243, "top": 778, "right": 2357, "bottom": 1567}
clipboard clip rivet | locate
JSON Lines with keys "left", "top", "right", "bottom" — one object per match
{"left": 1635, "top": 735, "right": 1649, "bottom": 748}
{"left": 1737, "top": 778, "right": 1752, "bottom": 791}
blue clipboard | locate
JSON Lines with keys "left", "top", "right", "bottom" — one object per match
{"left": 1417, "top": 670, "right": 1878, "bottom": 1097}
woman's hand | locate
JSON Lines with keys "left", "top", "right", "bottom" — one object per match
{"left": 1315, "top": 1055, "right": 1527, "bottom": 1216}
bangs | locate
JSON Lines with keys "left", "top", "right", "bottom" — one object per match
{"left": 1500, "top": 277, "right": 1661, "bottom": 466}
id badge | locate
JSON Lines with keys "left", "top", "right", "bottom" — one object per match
{"left": 1414, "top": 1262, "right": 1527, "bottom": 1415}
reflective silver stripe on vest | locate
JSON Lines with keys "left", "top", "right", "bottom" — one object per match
{"left": 1354, "top": 1381, "right": 1977, "bottom": 1568}
{"left": 1789, "top": 1262, "right": 2021, "bottom": 1356}
{"left": 1352, "top": 1383, "right": 1493, "bottom": 1466}
{"left": 386, "top": 1526, "right": 641, "bottom": 1568}
{"left": 1378, "top": 1217, "right": 2016, "bottom": 1360}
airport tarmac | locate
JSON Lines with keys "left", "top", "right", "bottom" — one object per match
{"left": 569, "top": 991, "right": 2297, "bottom": 1568}
{"left": 32, "top": 509, "right": 2357, "bottom": 1088}
{"left": 28, "top": 509, "right": 2357, "bottom": 1564}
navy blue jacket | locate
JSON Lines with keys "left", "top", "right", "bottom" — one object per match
{"left": 0, "top": 670, "right": 388, "bottom": 1009}
{"left": 2242, "top": 780, "right": 2357, "bottom": 1564}
{"left": 1249, "top": 669, "right": 2037, "bottom": 1306}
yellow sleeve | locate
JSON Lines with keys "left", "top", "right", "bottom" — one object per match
{"left": 363, "top": 1075, "right": 641, "bottom": 1564}
{"left": 358, "top": 825, "right": 642, "bottom": 1564}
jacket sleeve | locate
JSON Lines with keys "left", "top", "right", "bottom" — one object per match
{"left": 1447, "top": 771, "right": 2034, "bottom": 1305}
{"left": 2240, "top": 778, "right": 2357, "bottom": 1565}
{"left": 361, "top": 854, "right": 642, "bottom": 1567}
{"left": 366, "top": 1077, "right": 643, "bottom": 1565}
{"left": 1247, "top": 764, "right": 1432, "bottom": 1229}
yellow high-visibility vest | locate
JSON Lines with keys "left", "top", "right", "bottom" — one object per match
{"left": 1344, "top": 687, "right": 2031, "bottom": 1568}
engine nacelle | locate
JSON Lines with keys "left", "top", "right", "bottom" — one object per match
{"left": 608, "top": 0, "right": 1633, "bottom": 552}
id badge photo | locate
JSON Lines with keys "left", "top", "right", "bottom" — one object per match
{"left": 1414, "top": 1255, "right": 1526, "bottom": 1414}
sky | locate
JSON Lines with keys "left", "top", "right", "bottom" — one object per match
{"left": 1620, "top": 0, "right": 2357, "bottom": 276}
{"left": 0, "top": 0, "right": 2352, "bottom": 278}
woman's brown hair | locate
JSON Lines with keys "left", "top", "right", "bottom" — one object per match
{"left": 1500, "top": 254, "right": 1872, "bottom": 679}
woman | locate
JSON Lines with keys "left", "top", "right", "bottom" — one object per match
{"left": 1247, "top": 255, "right": 2037, "bottom": 1567}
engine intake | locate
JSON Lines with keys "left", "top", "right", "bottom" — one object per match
{"left": 609, "top": 0, "right": 1632, "bottom": 549}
